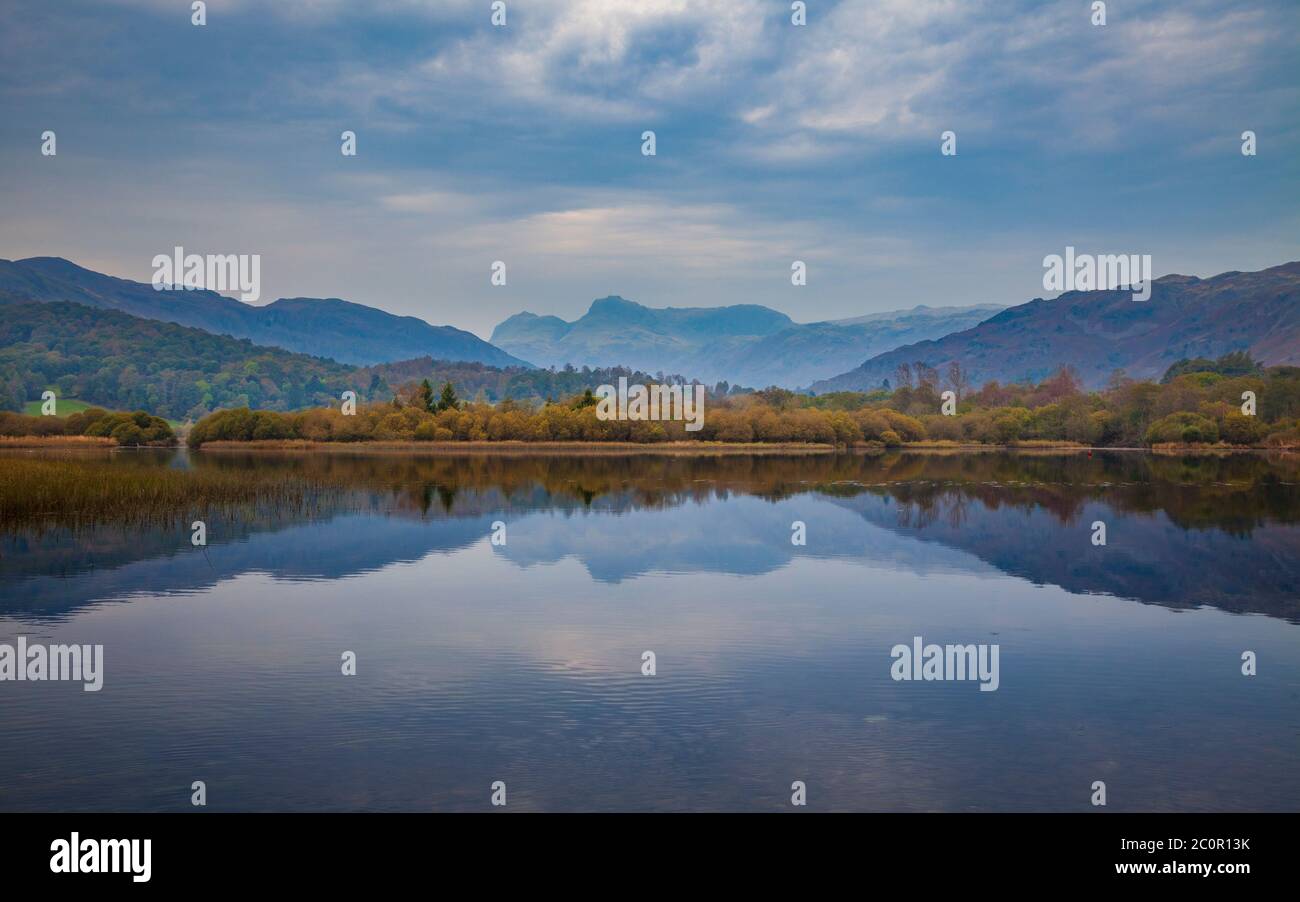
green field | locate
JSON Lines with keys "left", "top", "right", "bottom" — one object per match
{"left": 22, "top": 397, "right": 183, "bottom": 429}
{"left": 22, "top": 397, "right": 97, "bottom": 417}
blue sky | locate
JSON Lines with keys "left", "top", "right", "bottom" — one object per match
{"left": 1, "top": 0, "right": 1297, "bottom": 337}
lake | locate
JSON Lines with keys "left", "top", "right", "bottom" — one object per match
{"left": 1, "top": 449, "right": 1298, "bottom": 811}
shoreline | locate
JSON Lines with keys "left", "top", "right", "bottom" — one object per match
{"left": 194, "top": 439, "right": 844, "bottom": 456}
{"left": 187, "top": 439, "right": 1293, "bottom": 456}
{"left": 2, "top": 436, "right": 1294, "bottom": 456}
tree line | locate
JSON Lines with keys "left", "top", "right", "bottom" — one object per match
{"left": 0, "top": 407, "right": 175, "bottom": 445}
{"left": 187, "top": 355, "right": 1300, "bottom": 449}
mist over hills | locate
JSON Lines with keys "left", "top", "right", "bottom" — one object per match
{"left": 491, "top": 296, "right": 1003, "bottom": 388}
{"left": 810, "top": 263, "right": 1300, "bottom": 393}
{"left": 0, "top": 257, "right": 528, "bottom": 369}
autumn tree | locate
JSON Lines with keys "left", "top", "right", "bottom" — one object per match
{"left": 914, "top": 362, "right": 939, "bottom": 391}
{"left": 945, "top": 361, "right": 969, "bottom": 400}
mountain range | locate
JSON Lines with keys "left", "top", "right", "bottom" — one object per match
{"left": 5, "top": 255, "right": 1298, "bottom": 400}
{"left": 0, "top": 257, "right": 528, "bottom": 369}
{"left": 810, "top": 263, "right": 1300, "bottom": 393}
{"left": 490, "top": 297, "right": 1003, "bottom": 388}
{"left": 0, "top": 293, "right": 696, "bottom": 420}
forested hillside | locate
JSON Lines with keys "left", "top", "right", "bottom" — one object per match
{"left": 0, "top": 296, "right": 375, "bottom": 420}
{"left": 0, "top": 296, "right": 707, "bottom": 421}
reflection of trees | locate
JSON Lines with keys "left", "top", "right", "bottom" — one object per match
{"left": 894, "top": 495, "right": 934, "bottom": 530}
{"left": 7, "top": 449, "right": 1300, "bottom": 624}
{"left": 863, "top": 452, "right": 1300, "bottom": 535}
{"left": 140, "top": 447, "right": 1300, "bottom": 535}
{"left": 886, "top": 490, "right": 978, "bottom": 532}
{"left": 946, "top": 493, "right": 970, "bottom": 530}
{"left": 6, "top": 448, "right": 1299, "bottom": 535}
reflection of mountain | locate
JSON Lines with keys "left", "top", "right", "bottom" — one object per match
{"left": 492, "top": 495, "right": 997, "bottom": 582}
{"left": 3, "top": 451, "right": 1298, "bottom": 623}
{"left": 0, "top": 513, "right": 496, "bottom": 620}
{"left": 826, "top": 492, "right": 1300, "bottom": 622}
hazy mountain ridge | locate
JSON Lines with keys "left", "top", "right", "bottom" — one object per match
{"left": 0, "top": 293, "right": 702, "bottom": 419}
{"left": 810, "top": 263, "right": 1300, "bottom": 393}
{"left": 0, "top": 256, "right": 529, "bottom": 369}
{"left": 492, "top": 296, "right": 1003, "bottom": 388}
{"left": 11, "top": 255, "right": 1297, "bottom": 397}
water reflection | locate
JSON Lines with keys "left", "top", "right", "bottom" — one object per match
{"left": 1, "top": 450, "right": 1297, "bottom": 812}
{"left": 4, "top": 451, "right": 1298, "bottom": 622}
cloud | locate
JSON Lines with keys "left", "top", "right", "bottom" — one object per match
{"left": 735, "top": 0, "right": 1299, "bottom": 155}
{"left": 1, "top": 0, "right": 1297, "bottom": 335}
{"left": 325, "top": 0, "right": 777, "bottom": 124}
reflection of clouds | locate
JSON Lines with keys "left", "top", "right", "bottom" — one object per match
{"left": 6, "top": 483, "right": 1300, "bottom": 811}
{"left": 362, "top": 541, "right": 1020, "bottom": 678}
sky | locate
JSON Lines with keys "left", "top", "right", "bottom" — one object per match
{"left": 1, "top": 0, "right": 1297, "bottom": 338}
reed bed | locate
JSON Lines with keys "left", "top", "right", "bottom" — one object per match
{"left": 3, "top": 447, "right": 1295, "bottom": 533}
{"left": 0, "top": 455, "right": 346, "bottom": 529}
{"left": 0, "top": 435, "right": 116, "bottom": 448}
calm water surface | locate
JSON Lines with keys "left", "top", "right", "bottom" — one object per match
{"left": 2, "top": 450, "right": 1298, "bottom": 811}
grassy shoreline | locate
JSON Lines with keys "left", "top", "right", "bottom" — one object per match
{"left": 194, "top": 438, "right": 1092, "bottom": 455}
{"left": 195, "top": 439, "right": 845, "bottom": 455}
{"left": 0, "top": 435, "right": 116, "bottom": 448}
{"left": 187, "top": 438, "right": 1294, "bottom": 455}
{"left": 3, "top": 435, "right": 1293, "bottom": 455}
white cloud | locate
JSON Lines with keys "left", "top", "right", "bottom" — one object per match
{"left": 741, "top": 0, "right": 1297, "bottom": 154}
{"left": 322, "top": 0, "right": 774, "bottom": 122}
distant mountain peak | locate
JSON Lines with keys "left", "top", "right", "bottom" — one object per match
{"left": 586, "top": 295, "right": 650, "bottom": 319}
{"left": 589, "top": 295, "right": 637, "bottom": 308}
{"left": 490, "top": 296, "right": 1006, "bottom": 388}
